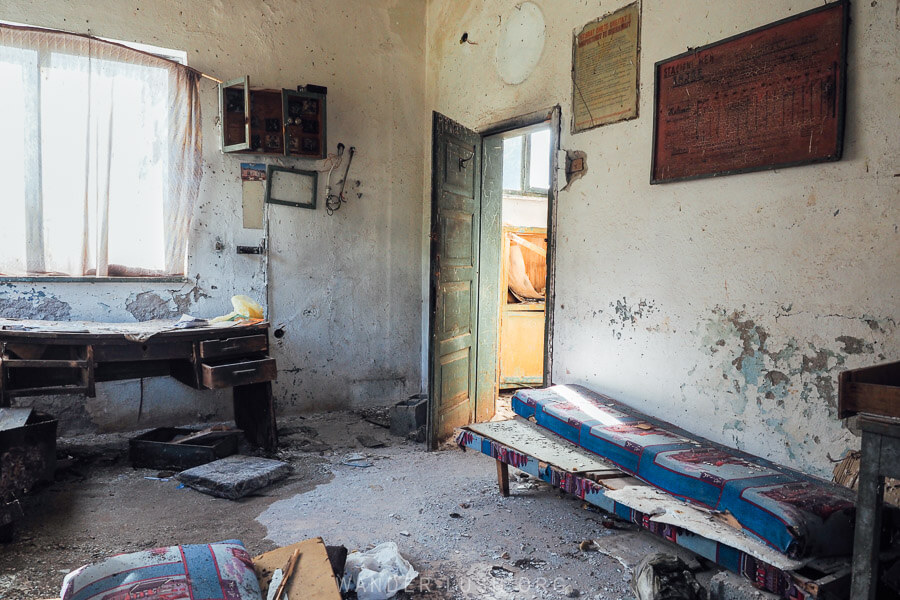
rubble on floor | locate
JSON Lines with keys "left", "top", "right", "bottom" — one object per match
{"left": 631, "top": 553, "right": 704, "bottom": 600}
{"left": 0, "top": 411, "right": 836, "bottom": 600}
{"left": 707, "top": 570, "right": 780, "bottom": 600}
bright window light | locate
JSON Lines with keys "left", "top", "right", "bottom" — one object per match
{"left": 528, "top": 129, "right": 551, "bottom": 190}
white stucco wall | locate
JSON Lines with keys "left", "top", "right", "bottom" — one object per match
{"left": 0, "top": 0, "right": 428, "bottom": 431}
{"left": 427, "top": 0, "right": 899, "bottom": 477}
{"left": 503, "top": 194, "right": 548, "bottom": 228}
{"left": 3, "top": 0, "right": 898, "bottom": 476}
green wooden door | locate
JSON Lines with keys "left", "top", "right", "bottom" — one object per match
{"left": 427, "top": 112, "right": 482, "bottom": 449}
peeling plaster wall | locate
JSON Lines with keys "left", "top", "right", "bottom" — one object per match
{"left": 427, "top": 0, "right": 900, "bottom": 477}
{"left": 0, "top": 0, "right": 427, "bottom": 431}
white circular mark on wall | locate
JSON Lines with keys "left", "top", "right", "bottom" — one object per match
{"left": 495, "top": 2, "right": 546, "bottom": 85}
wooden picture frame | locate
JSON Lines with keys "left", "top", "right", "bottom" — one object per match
{"left": 264, "top": 165, "right": 318, "bottom": 210}
{"left": 651, "top": 1, "right": 848, "bottom": 184}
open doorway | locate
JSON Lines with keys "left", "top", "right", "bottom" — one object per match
{"left": 485, "top": 123, "right": 554, "bottom": 421}
{"left": 498, "top": 125, "right": 551, "bottom": 389}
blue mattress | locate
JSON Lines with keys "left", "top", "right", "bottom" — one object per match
{"left": 512, "top": 385, "right": 855, "bottom": 559}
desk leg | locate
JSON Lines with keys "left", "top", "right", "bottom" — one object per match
{"left": 0, "top": 356, "right": 7, "bottom": 408}
{"left": 851, "top": 431, "right": 884, "bottom": 600}
{"left": 233, "top": 382, "right": 278, "bottom": 452}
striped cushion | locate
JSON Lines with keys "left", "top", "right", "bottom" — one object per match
{"left": 513, "top": 384, "right": 854, "bottom": 559}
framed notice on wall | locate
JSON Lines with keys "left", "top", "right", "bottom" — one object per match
{"left": 651, "top": 1, "right": 848, "bottom": 184}
{"left": 572, "top": 2, "right": 640, "bottom": 133}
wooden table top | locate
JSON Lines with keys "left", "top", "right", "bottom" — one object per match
{"left": 0, "top": 318, "right": 269, "bottom": 343}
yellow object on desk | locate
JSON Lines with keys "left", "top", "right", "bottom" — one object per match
{"left": 211, "top": 295, "right": 265, "bottom": 323}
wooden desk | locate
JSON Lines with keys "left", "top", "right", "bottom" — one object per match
{"left": 0, "top": 320, "right": 278, "bottom": 451}
{"left": 850, "top": 416, "right": 900, "bottom": 600}
{"left": 839, "top": 360, "right": 900, "bottom": 599}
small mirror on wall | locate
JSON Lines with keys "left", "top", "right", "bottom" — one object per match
{"left": 265, "top": 165, "right": 318, "bottom": 210}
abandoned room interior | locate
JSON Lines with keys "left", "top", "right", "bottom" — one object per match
{"left": 0, "top": 0, "right": 897, "bottom": 599}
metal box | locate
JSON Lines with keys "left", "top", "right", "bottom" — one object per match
{"left": 0, "top": 410, "right": 57, "bottom": 500}
{"left": 129, "top": 428, "right": 241, "bottom": 471}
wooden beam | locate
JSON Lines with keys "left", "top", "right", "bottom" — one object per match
{"left": 496, "top": 460, "right": 510, "bottom": 497}
{"left": 508, "top": 233, "right": 546, "bottom": 257}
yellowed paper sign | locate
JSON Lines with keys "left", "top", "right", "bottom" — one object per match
{"left": 572, "top": 2, "right": 640, "bottom": 133}
{"left": 242, "top": 180, "right": 265, "bottom": 229}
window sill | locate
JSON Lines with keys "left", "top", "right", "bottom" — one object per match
{"left": 0, "top": 276, "right": 190, "bottom": 284}
{"left": 503, "top": 190, "right": 550, "bottom": 200}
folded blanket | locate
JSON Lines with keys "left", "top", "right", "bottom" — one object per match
{"left": 512, "top": 385, "right": 855, "bottom": 559}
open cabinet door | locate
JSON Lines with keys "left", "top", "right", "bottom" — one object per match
{"left": 427, "top": 112, "right": 482, "bottom": 450}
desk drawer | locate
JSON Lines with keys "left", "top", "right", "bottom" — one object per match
{"left": 199, "top": 335, "right": 268, "bottom": 359}
{"left": 201, "top": 358, "right": 276, "bottom": 389}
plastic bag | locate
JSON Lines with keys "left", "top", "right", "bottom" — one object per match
{"left": 211, "top": 295, "right": 264, "bottom": 323}
{"left": 344, "top": 542, "right": 418, "bottom": 600}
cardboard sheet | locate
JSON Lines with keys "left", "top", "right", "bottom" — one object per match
{"left": 466, "top": 418, "right": 621, "bottom": 475}
{"left": 253, "top": 537, "right": 341, "bottom": 600}
{"left": 605, "top": 486, "right": 805, "bottom": 571}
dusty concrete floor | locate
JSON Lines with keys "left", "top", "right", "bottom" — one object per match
{"left": 0, "top": 412, "right": 710, "bottom": 600}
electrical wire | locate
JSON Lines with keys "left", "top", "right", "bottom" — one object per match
{"left": 327, "top": 146, "right": 356, "bottom": 215}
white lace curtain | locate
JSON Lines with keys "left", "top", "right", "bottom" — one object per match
{"left": 0, "top": 24, "right": 202, "bottom": 277}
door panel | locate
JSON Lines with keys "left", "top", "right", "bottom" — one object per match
{"left": 475, "top": 134, "right": 503, "bottom": 422}
{"left": 428, "top": 112, "right": 481, "bottom": 449}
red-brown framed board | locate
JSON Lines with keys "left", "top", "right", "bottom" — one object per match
{"left": 650, "top": 0, "right": 848, "bottom": 184}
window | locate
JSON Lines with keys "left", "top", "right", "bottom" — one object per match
{"left": 502, "top": 127, "right": 551, "bottom": 195}
{"left": 0, "top": 24, "right": 202, "bottom": 278}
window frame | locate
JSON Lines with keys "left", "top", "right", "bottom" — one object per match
{"left": 0, "top": 25, "right": 189, "bottom": 283}
{"left": 501, "top": 124, "right": 552, "bottom": 198}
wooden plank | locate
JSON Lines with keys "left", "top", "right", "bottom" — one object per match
{"left": 6, "top": 385, "right": 87, "bottom": 398}
{"left": 850, "top": 430, "right": 885, "bottom": 600}
{"left": 0, "top": 408, "right": 32, "bottom": 431}
{"left": 508, "top": 232, "right": 547, "bottom": 257}
{"left": 84, "top": 345, "right": 95, "bottom": 398}
{"left": 496, "top": 460, "right": 510, "bottom": 497}
{"left": 2, "top": 359, "right": 88, "bottom": 368}
{"left": 0, "top": 356, "right": 6, "bottom": 408}
{"left": 840, "top": 382, "right": 900, "bottom": 419}
{"left": 843, "top": 361, "right": 900, "bottom": 386}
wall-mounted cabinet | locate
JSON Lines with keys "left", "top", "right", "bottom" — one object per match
{"left": 219, "top": 76, "right": 327, "bottom": 158}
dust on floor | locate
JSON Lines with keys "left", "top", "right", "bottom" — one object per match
{"left": 0, "top": 412, "right": 705, "bottom": 600}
